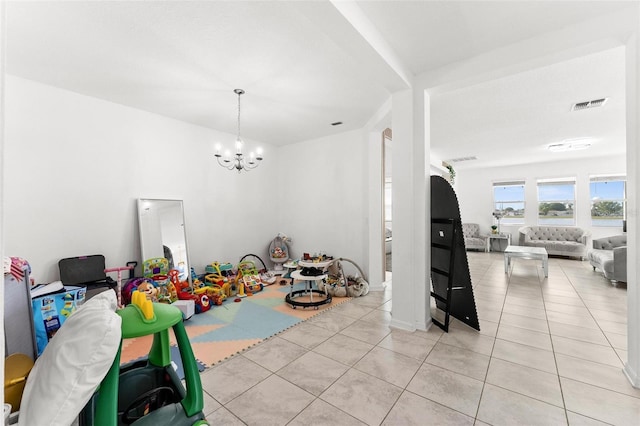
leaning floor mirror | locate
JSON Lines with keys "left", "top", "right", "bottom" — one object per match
{"left": 138, "top": 198, "right": 192, "bottom": 286}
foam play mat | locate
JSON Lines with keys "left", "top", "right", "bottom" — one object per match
{"left": 120, "top": 281, "right": 352, "bottom": 370}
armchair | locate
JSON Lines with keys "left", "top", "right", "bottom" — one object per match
{"left": 462, "top": 223, "right": 488, "bottom": 252}
{"left": 588, "top": 234, "right": 627, "bottom": 283}
{"left": 385, "top": 228, "right": 392, "bottom": 254}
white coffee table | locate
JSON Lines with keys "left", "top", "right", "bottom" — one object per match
{"left": 504, "top": 245, "right": 548, "bottom": 277}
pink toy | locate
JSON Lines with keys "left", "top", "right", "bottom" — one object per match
{"left": 104, "top": 265, "right": 135, "bottom": 308}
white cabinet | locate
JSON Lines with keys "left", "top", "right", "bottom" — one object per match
{"left": 4, "top": 265, "right": 37, "bottom": 360}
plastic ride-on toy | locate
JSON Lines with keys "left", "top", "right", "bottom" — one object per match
{"left": 80, "top": 291, "right": 208, "bottom": 425}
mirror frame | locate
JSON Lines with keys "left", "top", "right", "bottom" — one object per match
{"left": 137, "top": 198, "right": 192, "bottom": 287}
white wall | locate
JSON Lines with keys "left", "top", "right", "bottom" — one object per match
{"left": 4, "top": 76, "right": 280, "bottom": 282}
{"left": 456, "top": 155, "right": 627, "bottom": 243}
{"left": 4, "top": 76, "right": 370, "bottom": 283}
{"left": 277, "top": 130, "right": 366, "bottom": 275}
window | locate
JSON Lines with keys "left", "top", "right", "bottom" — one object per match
{"left": 493, "top": 181, "right": 525, "bottom": 225}
{"left": 537, "top": 178, "right": 576, "bottom": 225}
{"left": 590, "top": 175, "right": 625, "bottom": 227}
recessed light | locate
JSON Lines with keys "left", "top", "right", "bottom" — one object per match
{"left": 331, "top": 121, "right": 343, "bottom": 126}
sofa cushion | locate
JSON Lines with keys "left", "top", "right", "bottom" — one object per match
{"left": 524, "top": 226, "right": 585, "bottom": 242}
{"left": 466, "top": 237, "right": 486, "bottom": 247}
{"left": 526, "top": 240, "right": 584, "bottom": 254}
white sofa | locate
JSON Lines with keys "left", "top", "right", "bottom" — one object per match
{"left": 588, "top": 234, "right": 627, "bottom": 283}
{"left": 462, "top": 223, "right": 488, "bottom": 252}
{"left": 518, "top": 226, "right": 590, "bottom": 259}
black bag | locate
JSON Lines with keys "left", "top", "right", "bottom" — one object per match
{"left": 58, "top": 255, "right": 116, "bottom": 299}
{"left": 59, "top": 254, "right": 112, "bottom": 285}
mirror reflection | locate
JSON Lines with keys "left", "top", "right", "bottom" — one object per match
{"left": 138, "top": 199, "right": 191, "bottom": 284}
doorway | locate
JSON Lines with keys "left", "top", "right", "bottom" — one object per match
{"left": 383, "top": 128, "right": 392, "bottom": 278}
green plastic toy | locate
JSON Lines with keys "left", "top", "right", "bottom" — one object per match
{"left": 80, "top": 291, "right": 208, "bottom": 425}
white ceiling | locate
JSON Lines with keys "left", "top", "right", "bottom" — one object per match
{"left": 6, "top": 1, "right": 637, "bottom": 169}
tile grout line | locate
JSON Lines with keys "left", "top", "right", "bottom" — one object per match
{"left": 557, "top": 265, "right": 640, "bottom": 403}
{"left": 540, "top": 258, "right": 571, "bottom": 424}
{"left": 472, "top": 255, "right": 511, "bottom": 423}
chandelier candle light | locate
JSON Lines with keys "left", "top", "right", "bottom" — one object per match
{"left": 214, "top": 89, "right": 263, "bottom": 173}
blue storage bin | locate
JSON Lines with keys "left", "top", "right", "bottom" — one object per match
{"left": 31, "top": 286, "right": 86, "bottom": 356}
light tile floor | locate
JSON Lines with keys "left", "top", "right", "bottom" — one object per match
{"left": 199, "top": 252, "right": 640, "bottom": 425}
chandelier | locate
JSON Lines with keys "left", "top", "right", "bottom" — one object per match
{"left": 214, "top": 89, "right": 263, "bottom": 173}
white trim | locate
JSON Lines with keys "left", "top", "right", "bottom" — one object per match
{"left": 493, "top": 180, "right": 526, "bottom": 186}
{"left": 415, "top": 316, "right": 432, "bottom": 332}
{"left": 589, "top": 174, "right": 626, "bottom": 182}
{"left": 624, "top": 363, "right": 640, "bottom": 389}
{"left": 330, "top": 1, "right": 413, "bottom": 89}
{"left": 537, "top": 177, "right": 577, "bottom": 185}
{"left": 389, "top": 318, "right": 415, "bottom": 332}
{"left": 368, "top": 279, "right": 387, "bottom": 292}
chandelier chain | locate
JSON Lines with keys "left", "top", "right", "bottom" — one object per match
{"left": 237, "top": 90, "right": 242, "bottom": 140}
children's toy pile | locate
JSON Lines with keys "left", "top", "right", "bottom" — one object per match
{"left": 117, "top": 251, "right": 368, "bottom": 369}
{"left": 120, "top": 278, "right": 354, "bottom": 369}
{"left": 122, "top": 256, "right": 277, "bottom": 319}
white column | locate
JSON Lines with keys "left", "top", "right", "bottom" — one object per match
{"left": 416, "top": 89, "right": 430, "bottom": 330}
{"left": 390, "top": 88, "right": 430, "bottom": 331}
{"left": 624, "top": 11, "right": 640, "bottom": 388}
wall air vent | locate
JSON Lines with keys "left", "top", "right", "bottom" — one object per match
{"left": 449, "top": 156, "right": 477, "bottom": 163}
{"left": 572, "top": 98, "right": 608, "bottom": 111}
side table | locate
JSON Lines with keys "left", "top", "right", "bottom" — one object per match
{"left": 486, "top": 233, "right": 511, "bottom": 252}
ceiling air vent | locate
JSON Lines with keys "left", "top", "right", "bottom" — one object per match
{"left": 449, "top": 156, "right": 477, "bottom": 163}
{"left": 572, "top": 98, "right": 608, "bottom": 111}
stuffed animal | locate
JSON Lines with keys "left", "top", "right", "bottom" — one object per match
{"left": 332, "top": 284, "right": 348, "bottom": 297}
{"left": 347, "top": 276, "right": 369, "bottom": 297}
{"left": 137, "top": 280, "right": 159, "bottom": 302}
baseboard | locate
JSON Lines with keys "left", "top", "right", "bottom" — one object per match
{"left": 389, "top": 317, "right": 415, "bottom": 331}
{"left": 623, "top": 362, "right": 640, "bottom": 389}
{"left": 415, "top": 316, "right": 433, "bottom": 332}
{"left": 369, "top": 280, "right": 388, "bottom": 292}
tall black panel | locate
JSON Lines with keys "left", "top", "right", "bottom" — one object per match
{"left": 430, "top": 175, "right": 480, "bottom": 332}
